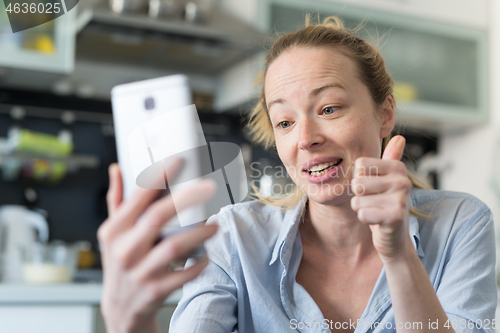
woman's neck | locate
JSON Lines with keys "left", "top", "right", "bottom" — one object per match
{"left": 299, "top": 197, "right": 376, "bottom": 265}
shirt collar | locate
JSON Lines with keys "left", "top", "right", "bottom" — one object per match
{"left": 269, "top": 197, "right": 306, "bottom": 265}
{"left": 269, "top": 189, "right": 424, "bottom": 266}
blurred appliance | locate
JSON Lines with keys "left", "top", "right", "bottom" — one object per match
{"left": 184, "top": 0, "right": 216, "bottom": 23}
{"left": 75, "top": 1, "right": 265, "bottom": 77}
{"left": 110, "top": 0, "right": 148, "bottom": 14}
{"left": 148, "top": 0, "right": 183, "bottom": 19}
{"left": 0, "top": 205, "right": 49, "bottom": 283}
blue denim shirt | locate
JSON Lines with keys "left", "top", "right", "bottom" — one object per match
{"left": 169, "top": 189, "right": 497, "bottom": 333}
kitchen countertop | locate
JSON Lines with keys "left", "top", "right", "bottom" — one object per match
{"left": 0, "top": 283, "right": 182, "bottom": 305}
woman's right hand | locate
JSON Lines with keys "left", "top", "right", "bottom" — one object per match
{"left": 98, "top": 161, "right": 218, "bottom": 333}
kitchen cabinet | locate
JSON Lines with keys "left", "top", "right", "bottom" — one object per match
{"left": 255, "top": 0, "right": 488, "bottom": 132}
{"left": 0, "top": 1, "right": 76, "bottom": 73}
{"left": 319, "top": 0, "right": 488, "bottom": 30}
{"left": 0, "top": 305, "right": 94, "bottom": 333}
{"left": 0, "top": 283, "right": 181, "bottom": 333}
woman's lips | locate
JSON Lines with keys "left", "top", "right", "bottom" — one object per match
{"left": 304, "top": 160, "right": 343, "bottom": 184}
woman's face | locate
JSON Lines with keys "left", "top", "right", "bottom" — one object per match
{"left": 265, "top": 47, "right": 395, "bottom": 206}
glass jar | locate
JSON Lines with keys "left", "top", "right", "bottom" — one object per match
{"left": 19, "top": 241, "right": 79, "bottom": 284}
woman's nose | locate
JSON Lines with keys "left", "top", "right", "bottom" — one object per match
{"left": 297, "top": 119, "right": 324, "bottom": 150}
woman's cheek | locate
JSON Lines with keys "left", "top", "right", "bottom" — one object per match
{"left": 283, "top": 164, "right": 298, "bottom": 184}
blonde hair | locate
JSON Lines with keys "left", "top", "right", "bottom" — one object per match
{"left": 246, "top": 16, "right": 432, "bottom": 219}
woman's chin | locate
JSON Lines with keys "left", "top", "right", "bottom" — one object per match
{"left": 301, "top": 183, "right": 353, "bottom": 205}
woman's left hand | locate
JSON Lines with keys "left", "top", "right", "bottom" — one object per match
{"left": 350, "top": 135, "right": 413, "bottom": 262}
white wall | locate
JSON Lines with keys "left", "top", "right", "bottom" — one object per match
{"left": 439, "top": 0, "right": 500, "bottom": 236}
{"left": 438, "top": 0, "right": 500, "bottom": 283}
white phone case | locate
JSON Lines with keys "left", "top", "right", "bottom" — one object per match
{"left": 111, "top": 74, "right": 206, "bottom": 236}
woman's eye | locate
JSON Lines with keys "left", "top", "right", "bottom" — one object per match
{"left": 322, "top": 106, "right": 339, "bottom": 115}
{"left": 278, "top": 121, "right": 291, "bottom": 129}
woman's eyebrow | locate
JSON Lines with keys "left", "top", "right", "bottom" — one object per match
{"left": 267, "top": 83, "right": 346, "bottom": 111}
{"left": 267, "top": 98, "right": 285, "bottom": 111}
{"left": 310, "top": 83, "right": 346, "bottom": 96}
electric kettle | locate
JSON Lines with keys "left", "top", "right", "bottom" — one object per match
{"left": 0, "top": 205, "right": 49, "bottom": 283}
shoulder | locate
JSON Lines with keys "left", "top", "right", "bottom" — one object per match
{"left": 410, "top": 188, "right": 493, "bottom": 253}
{"left": 410, "top": 188, "right": 490, "bottom": 217}
{"left": 410, "top": 188, "right": 492, "bottom": 229}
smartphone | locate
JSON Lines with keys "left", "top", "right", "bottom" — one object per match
{"left": 111, "top": 75, "right": 208, "bottom": 266}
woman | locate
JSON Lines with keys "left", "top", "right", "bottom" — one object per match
{"left": 99, "top": 17, "right": 497, "bottom": 333}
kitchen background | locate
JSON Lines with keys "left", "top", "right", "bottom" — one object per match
{"left": 0, "top": 0, "right": 497, "bottom": 332}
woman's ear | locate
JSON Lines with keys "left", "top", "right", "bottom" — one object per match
{"left": 379, "top": 95, "right": 395, "bottom": 139}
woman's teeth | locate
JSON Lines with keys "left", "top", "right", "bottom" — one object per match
{"left": 308, "top": 160, "right": 341, "bottom": 176}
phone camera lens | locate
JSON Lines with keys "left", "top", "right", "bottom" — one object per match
{"left": 145, "top": 97, "right": 155, "bottom": 110}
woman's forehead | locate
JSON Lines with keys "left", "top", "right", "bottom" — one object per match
{"left": 264, "top": 47, "right": 359, "bottom": 101}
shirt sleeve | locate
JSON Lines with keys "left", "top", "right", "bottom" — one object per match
{"left": 169, "top": 211, "right": 239, "bottom": 333}
{"left": 435, "top": 208, "right": 497, "bottom": 333}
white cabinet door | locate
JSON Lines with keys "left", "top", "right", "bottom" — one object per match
{"left": 0, "top": 1, "right": 76, "bottom": 73}
{"left": 0, "top": 305, "right": 94, "bottom": 333}
{"left": 324, "top": 0, "right": 488, "bottom": 29}
{"left": 93, "top": 305, "right": 178, "bottom": 333}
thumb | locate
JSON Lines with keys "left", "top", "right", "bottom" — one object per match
{"left": 382, "top": 135, "right": 406, "bottom": 161}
